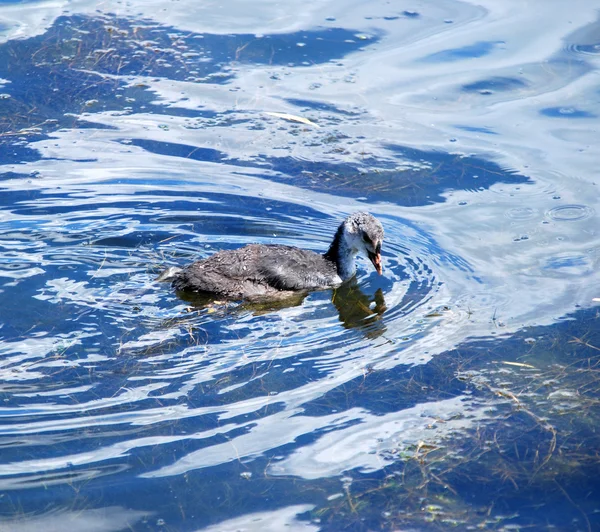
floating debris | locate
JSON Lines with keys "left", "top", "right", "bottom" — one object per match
{"left": 265, "top": 112, "right": 320, "bottom": 127}
{"left": 500, "top": 361, "right": 536, "bottom": 369}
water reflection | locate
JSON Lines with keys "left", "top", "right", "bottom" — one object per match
{"left": 331, "top": 278, "right": 387, "bottom": 336}
{"left": 0, "top": 13, "right": 379, "bottom": 141}
{"left": 176, "top": 275, "right": 388, "bottom": 337}
{"left": 0, "top": 506, "right": 148, "bottom": 532}
{"left": 201, "top": 505, "right": 317, "bottom": 532}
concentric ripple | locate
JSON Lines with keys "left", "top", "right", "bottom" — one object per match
{"left": 505, "top": 206, "right": 539, "bottom": 221}
{"left": 546, "top": 204, "right": 594, "bottom": 222}
{"left": 0, "top": 183, "right": 455, "bottom": 491}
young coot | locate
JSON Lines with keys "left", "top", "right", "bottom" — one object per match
{"left": 159, "top": 212, "right": 384, "bottom": 301}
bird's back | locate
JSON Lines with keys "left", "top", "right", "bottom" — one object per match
{"left": 172, "top": 244, "right": 341, "bottom": 300}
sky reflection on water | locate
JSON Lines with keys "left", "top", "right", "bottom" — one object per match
{"left": 0, "top": 0, "right": 599, "bottom": 530}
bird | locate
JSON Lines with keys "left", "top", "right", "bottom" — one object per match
{"left": 158, "top": 212, "right": 384, "bottom": 302}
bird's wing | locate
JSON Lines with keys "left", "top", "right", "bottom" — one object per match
{"left": 255, "top": 246, "right": 339, "bottom": 290}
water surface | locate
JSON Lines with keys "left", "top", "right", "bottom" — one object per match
{"left": 1, "top": 0, "right": 599, "bottom": 530}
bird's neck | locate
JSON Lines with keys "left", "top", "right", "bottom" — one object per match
{"left": 324, "top": 224, "right": 357, "bottom": 281}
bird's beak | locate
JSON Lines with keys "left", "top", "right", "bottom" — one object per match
{"left": 368, "top": 251, "right": 382, "bottom": 275}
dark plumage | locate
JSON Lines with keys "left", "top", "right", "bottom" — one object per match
{"left": 159, "top": 212, "right": 384, "bottom": 302}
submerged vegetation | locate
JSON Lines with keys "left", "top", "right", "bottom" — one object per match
{"left": 308, "top": 309, "right": 600, "bottom": 531}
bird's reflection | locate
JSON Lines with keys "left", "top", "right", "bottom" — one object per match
{"left": 175, "top": 276, "right": 387, "bottom": 337}
{"left": 331, "top": 277, "right": 387, "bottom": 337}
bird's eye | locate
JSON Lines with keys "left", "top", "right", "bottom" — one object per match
{"left": 362, "top": 233, "right": 370, "bottom": 243}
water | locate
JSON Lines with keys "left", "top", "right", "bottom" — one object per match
{"left": 1, "top": 1, "right": 599, "bottom": 530}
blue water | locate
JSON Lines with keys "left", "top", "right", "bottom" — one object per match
{"left": 1, "top": 1, "right": 599, "bottom": 530}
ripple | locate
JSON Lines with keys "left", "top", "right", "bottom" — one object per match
{"left": 543, "top": 253, "right": 593, "bottom": 277}
{"left": 540, "top": 106, "right": 597, "bottom": 119}
{"left": 0, "top": 464, "right": 129, "bottom": 491}
{"left": 0, "top": 194, "right": 455, "bottom": 488}
{"left": 462, "top": 76, "right": 527, "bottom": 93}
{"left": 505, "top": 206, "right": 539, "bottom": 221}
{"left": 566, "top": 43, "right": 600, "bottom": 56}
{"left": 0, "top": 2, "right": 598, "bottom": 529}
{"left": 546, "top": 204, "right": 594, "bottom": 222}
{"left": 490, "top": 181, "right": 556, "bottom": 199}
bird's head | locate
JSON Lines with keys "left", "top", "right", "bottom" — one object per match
{"left": 344, "top": 212, "right": 384, "bottom": 275}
